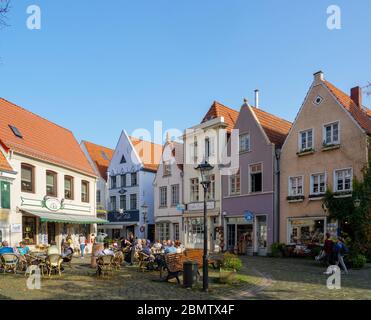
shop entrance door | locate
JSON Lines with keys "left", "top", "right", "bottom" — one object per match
{"left": 256, "top": 216, "right": 267, "bottom": 256}
{"left": 237, "top": 225, "right": 253, "bottom": 255}
{"left": 47, "top": 222, "right": 56, "bottom": 244}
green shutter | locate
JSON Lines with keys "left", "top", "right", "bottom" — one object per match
{"left": 1, "top": 181, "right": 10, "bottom": 209}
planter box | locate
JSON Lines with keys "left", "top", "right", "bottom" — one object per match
{"left": 322, "top": 144, "right": 340, "bottom": 152}
{"left": 219, "top": 268, "right": 237, "bottom": 284}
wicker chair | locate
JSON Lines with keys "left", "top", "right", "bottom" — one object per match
{"left": 96, "top": 255, "right": 114, "bottom": 278}
{"left": 62, "top": 252, "right": 74, "bottom": 269}
{"left": 45, "top": 254, "right": 63, "bottom": 277}
{"left": 1, "top": 253, "right": 19, "bottom": 274}
{"left": 112, "top": 251, "right": 124, "bottom": 270}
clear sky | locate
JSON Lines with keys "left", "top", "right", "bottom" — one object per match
{"left": 0, "top": 0, "right": 370, "bottom": 149}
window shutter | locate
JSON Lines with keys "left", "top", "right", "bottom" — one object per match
{"left": 1, "top": 181, "right": 10, "bottom": 209}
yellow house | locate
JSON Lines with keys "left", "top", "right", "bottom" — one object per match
{"left": 280, "top": 71, "right": 371, "bottom": 245}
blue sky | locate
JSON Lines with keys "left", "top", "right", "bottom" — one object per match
{"left": 0, "top": 0, "right": 370, "bottom": 149}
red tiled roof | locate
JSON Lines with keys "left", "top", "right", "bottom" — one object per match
{"left": 129, "top": 137, "right": 163, "bottom": 172}
{"left": 81, "top": 141, "right": 114, "bottom": 181}
{"left": 0, "top": 151, "right": 13, "bottom": 172}
{"left": 202, "top": 101, "right": 239, "bottom": 132}
{"left": 324, "top": 81, "right": 371, "bottom": 135}
{"left": 250, "top": 106, "right": 292, "bottom": 146}
{"left": 0, "top": 98, "right": 96, "bottom": 176}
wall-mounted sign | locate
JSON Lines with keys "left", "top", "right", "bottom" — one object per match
{"left": 187, "top": 201, "right": 215, "bottom": 211}
{"left": 41, "top": 196, "right": 64, "bottom": 212}
{"left": 11, "top": 224, "right": 22, "bottom": 233}
{"left": 244, "top": 211, "right": 254, "bottom": 224}
{"left": 176, "top": 204, "right": 185, "bottom": 212}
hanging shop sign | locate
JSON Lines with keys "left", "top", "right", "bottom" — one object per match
{"left": 41, "top": 196, "right": 64, "bottom": 212}
{"left": 244, "top": 211, "right": 254, "bottom": 224}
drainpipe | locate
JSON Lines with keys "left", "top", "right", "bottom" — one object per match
{"left": 274, "top": 148, "right": 281, "bottom": 244}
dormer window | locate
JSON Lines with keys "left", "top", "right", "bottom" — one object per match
{"left": 9, "top": 125, "right": 23, "bottom": 138}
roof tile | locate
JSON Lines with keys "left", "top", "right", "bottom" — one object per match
{"left": 202, "top": 101, "right": 239, "bottom": 132}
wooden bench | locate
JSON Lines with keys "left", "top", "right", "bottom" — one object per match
{"left": 184, "top": 249, "right": 219, "bottom": 269}
{"left": 164, "top": 253, "right": 185, "bottom": 284}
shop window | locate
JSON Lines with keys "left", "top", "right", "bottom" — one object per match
{"left": 22, "top": 216, "right": 36, "bottom": 245}
{"left": 0, "top": 181, "right": 10, "bottom": 209}
{"left": 227, "top": 224, "right": 236, "bottom": 250}
{"left": 250, "top": 163, "right": 262, "bottom": 193}
{"left": 64, "top": 176, "right": 74, "bottom": 200}
{"left": 46, "top": 171, "right": 57, "bottom": 197}
{"left": 187, "top": 218, "right": 204, "bottom": 245}
{"left": 21, "top": 163, "right": 35, "bottom": 193}
{"left": 81, "top": 181, "right": 90, "bottom": 202}
{"left": 288, "top": 218, "right": 324, "bottom": 245}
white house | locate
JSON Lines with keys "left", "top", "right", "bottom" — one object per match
{"left": 182, "top": 101, "right": 239, "bottom": 251}
{"left": 105, "top": 130, "right": 162, "bottom": 241}
{"left": 80, "top": 141, "right": 114, "bottom": 222}
{"left": 153, "top": 137, "right": 184, "bottom": 242}
{"left": 0, "top": 98, "right": 106, "bottom": 252}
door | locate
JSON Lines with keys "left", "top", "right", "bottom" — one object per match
{"left": 47, "top": 222, "right": 56, "bottom": 244}
{"left": 227, "top": 224, "right": 236, "bottom": 251}
{"left": 256, "top": 216, "right": 267, "bottom": 256}
{"left": 237, "top": 225, "right": 254, "bottom": 255}
{"left": 147, "top": 224, "right": 155, "bottom": 242}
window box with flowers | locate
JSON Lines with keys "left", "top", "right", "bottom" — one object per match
{"left": 333, "top": 190, "right": 352, "bottom": 198}
{"left": 286, "top": 195, "right": 305, "bottom": 202}
{"left": 322, "top": 141, "right": 341, "bottom": 152}
{"left": 296, "top": 148, "right": 315, "bottom": 157}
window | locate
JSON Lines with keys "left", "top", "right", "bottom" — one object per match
{"left": 46, "top": 171, "right": 57, "bottom": 197}
{"left": 207, "top": 174, "right": 215, "bottom": 200}
{"left": 120, "top": 195, "right": 126, "bottom": 211}
{"left": 190, "top": 138, "right": 198, "bottom": 163}
{"left": 299, "top": 129, "right": 313, "bottom": 151}
{"left": 111, "top": 175, "right": 117, "bottom": 189}
{"left": 9, "top": 125, "right": 23, "bottom": 138}
{"left": 313, "top": 95, "right": 324, "bottom": 106}
{"left": 96, "top": 190, "right": 101, "bottom": 204}
{"left": 21, "top": 164, "right": 34, "bottom": 193}
{"left": 311, "top": 173, "right": 326, "bottom": 195}
{"left": 230, "top": 170, "right": 240, "bottom": 195}
{"left": 121, "top": 174, "right": 126, "bottom": 187}
{"left": 159, "top": 186, "right": 167, "bottom": 207}
{"left": 190, "top": 178, "right": 199, "bottom": 202}
{"left": 120, "top": 155, "right": 126, "bottom": 164}
{"left": 173, "top": 223, "right": 180, "bottom": 241}
{"left": 163, "top": 161, "right": 171, "bottom": 176}
{"left": 335, "top": 168, "right": 352, "bottom": 192}
{"left": 22, "top": 216, "right": 36, "bottom": 245}
{"left": 0, "top": 181, "right": 10, "bottom": 209}
{"left": 250, "top": 163, "right": 262, "bottom": 193}
{"left": 289, "top": 176, "right": 303, "bottom": 196}
{"left": 157, "top": 223, "right": 170, "bottom": 242}
{"left": 239, "top": 134, "right": 250, "bottom": 152}
{"left": 324, "top": 122, "right": 339, "bottom": 145}
{"left": 131, "top": 173, "right": 137, "bottom": 186}
{"left": 81, "top": 181, "right": 89, "bottom": 202}
{"left": 64, "top": 176, "right": 74, "bottom": 200}
{"left": 110, "top": 196, "right": 116, "bottom": 211}
{"left": 288, "top": 218, "right": 325, "bottom": 244}
{"left": 186, "top": 218, "right": 204, "bottom": 244}
{"left": 171, "top": 184, "right": 180, "bottom": 206}
{"left": 130, "top": 194, "right": 137, "bottom": 210}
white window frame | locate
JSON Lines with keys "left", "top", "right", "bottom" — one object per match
{"left": 249, "top": 162, "right": 263, "bottom": 193}
{"left": 323, "top": 121, "right": 340, "bottom": 146}
{"left": 239, "top": 133, "right": 250, "bottom": 153}
{"left": 190, "top": 178, "right": 199, "bottom": 202}
{"left": 229, "top": 170, "right": 241, "bottom": 195}
{"left": 288, "top": 175, "right": 304, "bottom": 196}
{"left": 298, "top": 128, "right": 313, "bottom": 151}
{"left": 334, "top": 168, "right": 352, "bottom": 192}
{"left": 159, "top": 186, "right": 167, "bottom": 207}
{"left": 310, "top": 172, "right": 327, "bottom": 195}
{"left": 207, "top": 174, "right": 216, "bottom": 200}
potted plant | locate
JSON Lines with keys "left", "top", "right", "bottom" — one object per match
{"left": 219, "top": 252, "right": 243, "bottom": 284}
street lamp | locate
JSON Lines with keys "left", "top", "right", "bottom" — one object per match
{"left": 141, "top": 203, "right": 148, "bottom": 238}
{"left": 195, "top": 160, "right": 214, "bottom": 292}
{"left": 353, "top": 198, "right": 361, "bottom": 208}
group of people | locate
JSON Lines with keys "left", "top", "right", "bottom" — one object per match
{"left": 316, "top": 233, "right": 349, "bottom": 274}
{"left": 0, "top": 240, "right": 31, "bottom": 266}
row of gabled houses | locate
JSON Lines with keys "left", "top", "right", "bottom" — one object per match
{"left": 1, "top": 71, "right": 370, "bottom": 255}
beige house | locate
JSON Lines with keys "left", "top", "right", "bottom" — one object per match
{"left": 280, "top": 71, "right": 371, "bottom": 245}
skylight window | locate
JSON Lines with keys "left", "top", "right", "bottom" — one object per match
{"left": 9, "top": 125, "right": 23, "bottom": 138}
{"left": 101, "top": 151, "right": 108, "bottom": 161}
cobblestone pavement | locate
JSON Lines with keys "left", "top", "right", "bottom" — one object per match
{"left": 0, "top": 255, "right": 370, "bottom": 300}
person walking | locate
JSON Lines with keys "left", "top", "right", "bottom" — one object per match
{"left": 79, "top": 234, "right": 86, "bottom": 259}
{"left": 334, "top": 237, "right": 349, "bottom": 274}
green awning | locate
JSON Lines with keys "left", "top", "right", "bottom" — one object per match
{"left": 21, "top": 209, "right": 109, "bottom": 225}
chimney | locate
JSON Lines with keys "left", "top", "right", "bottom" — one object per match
{"left": 350, "top": 86, "right": 362, "bottom": 108}
{"left": 313, "top": 70, "right": 324, "bottom": 82}
{"left": 254, "top": 89, "right": 259, "bottom": 108}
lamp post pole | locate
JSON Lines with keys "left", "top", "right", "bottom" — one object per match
{"left": 202, "top": 181, "right": 210, "bottom": 292}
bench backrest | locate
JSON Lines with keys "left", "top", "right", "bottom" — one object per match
{"left": 184, "top": 249, "right": 203, "bottom": 267}
{"left": 165, "top": 253, "right": 184, "bottom": 273}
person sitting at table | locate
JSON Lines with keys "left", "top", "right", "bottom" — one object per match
{"left": 0, "top": 241, "right": 14, "bottom": 255}
{"left": 62, "top": 243, "right": 74, "bottom": 258}
{"left": 47, "top": 241, "right": 60, "bottom": 255}
{"left": 141, "top": 240, "right": 152, "bottom": 256}
{"left": 97, "top": 242, "right": 115, "bottom": 257}
{"left": 164, "top": 240, "right": 177, "bottom": 254}
{"left": 17, "top": 241, "right": 30, "bottom": 256}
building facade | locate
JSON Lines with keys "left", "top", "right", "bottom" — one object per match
{"left": 105, "top": 130, "right": 162, "bottom": 241}
{"left": 182, "top": 101, "right": 239, "bottom": 251}
{"left": 81, "top": 141, "right": 114, "bottom": 222}
{"left": 222, "top": 102, "right": 291, "bottom": 255}
{"left": 153, "top": 138, "right": 184, "bottom": 242}
{"left": 0, "top": 98, "right": 105, "bottom": 252}
{"left": 280, "top": 72, "right": 371, "bottom": 245}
